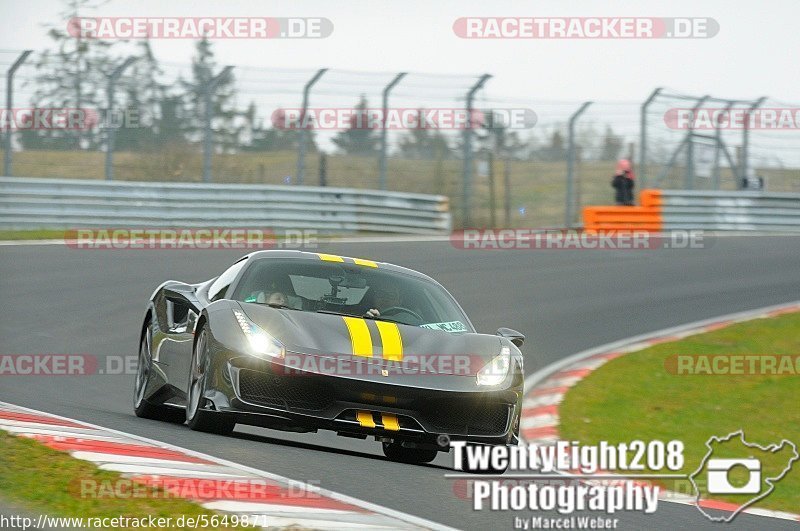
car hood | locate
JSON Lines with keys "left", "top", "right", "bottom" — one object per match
{"left": 238, "top": 302, "right": 501, "bottom": 376}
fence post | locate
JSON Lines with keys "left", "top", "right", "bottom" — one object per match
{"left": 639, "top": 87, "right": 662, "bottom": 190}
{"left": 740, "top": 96, "right": 766, "bottom": 188}
{"left": 379, "top": 72, "right": 406, "bottom": 190}
{"left": 565, "top": 101, "right": 591, "bottom": 228}
{"left": 296, "top": 68, "right": 327, "bottom": 185}
{"left": 488, "top": 151, "right": 496, "bottom": 228}
{"left": 319, "top": 152, "right": 327, "bottom": 187}
{"left": 104, "top": 57, "right": 137, "bottom": 181}
{"left": 3, "top": 50, "right": 32, "bottom": 177}
{"left": 461, "top": 74, "right": 491, "bottom": 227}
{"left": 711, "top": 100, "right": 734, "bottom": 190}
{"left": 503, "top": 159, "right": 511, "bottom": 227}
{"left": 202, "top": 66, "right": 234, "bottom": 184}
{"left": 684, "top": 95, "right": 709, "bottom": 190}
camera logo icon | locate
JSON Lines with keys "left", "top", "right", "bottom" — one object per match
{"left": 706, "top": 458, "right": 761, "bottom": 494}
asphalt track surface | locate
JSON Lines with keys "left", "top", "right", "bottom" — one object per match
{"left": 1, "top": 236, "right": 799, "bottom": 530}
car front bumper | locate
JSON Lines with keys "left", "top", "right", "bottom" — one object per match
{"left": 204, "top": 353, "right": 523, "bottom": 447}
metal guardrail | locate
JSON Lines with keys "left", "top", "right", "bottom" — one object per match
{"left": 584, "top": 189, "right": 800, "bottom": 232}
{"left": 646, "top": 189, "right": 800, "bottom": 232}
{"left": 0, "top": 177, "right": 451, "bottom": 234}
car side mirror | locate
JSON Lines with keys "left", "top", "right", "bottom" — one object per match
{"left": 496, "top": 327, "right": 525, "bottom": 348}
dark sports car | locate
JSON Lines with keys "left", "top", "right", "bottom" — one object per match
{"left": 134, "top": 250, "right": 525, "bottom": 465}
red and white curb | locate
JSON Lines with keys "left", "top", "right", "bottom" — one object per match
{"left": 520, "top": 300, "right": 800, "bottom": 523}
{"left": 0, "top": 401, "right": 455, "bottom": 530}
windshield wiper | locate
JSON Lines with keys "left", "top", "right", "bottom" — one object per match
{"left": 258, "top": 302, "right": 299, "bottom": 310}
{"left": 364, "top": 314, "right": 406, "bottom": 325}
{"left": 316, "top": 309, "right": 361, "bottom": 318}
{"left": 317, "top": 309, "right": 413, "bottom": 325}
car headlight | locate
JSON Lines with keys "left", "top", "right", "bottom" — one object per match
{"left": 233, "top": 309, "right": 285, "bottom": 359}
{"left": 476, "top": 346, "right": 511, "bottom": 386}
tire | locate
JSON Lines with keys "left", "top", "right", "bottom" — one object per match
{"left": 133, "top": 320, "right": 185, "bottom": 423}
{"left": 382, "top": 442, "right": 438, "bottom": 464}
{"left": 186, "top": 326, "right": 235, "bottom": 435}
{"left": 459, "top": 444, "right": 509, "bottom": 475}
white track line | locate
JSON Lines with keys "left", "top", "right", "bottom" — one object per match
{"left": 0, "top": 400, "right": 456, "bottom": 531}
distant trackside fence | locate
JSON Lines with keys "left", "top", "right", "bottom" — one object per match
{"left": 0, "top": 177, "right": 451, "bottom": 234}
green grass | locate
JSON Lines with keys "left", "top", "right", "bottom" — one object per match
{"left": 559, "top": 311, "right": 800, "bottom": 513}
{"left": 0, "top": 230, "right": 70, "bottom": 240}
{"left": 0, "top": 431, "right": 249, "bottom": 530}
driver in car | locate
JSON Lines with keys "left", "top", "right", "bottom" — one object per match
{"left": 267, "top": 291, "right": 288, "bottom": 306}
{"left": 364, "top": 283, "right": 401, "bottom": 318}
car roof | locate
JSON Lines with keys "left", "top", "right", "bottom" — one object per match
{"left": 242, "top": 250, "right": 435, "bottom": 282}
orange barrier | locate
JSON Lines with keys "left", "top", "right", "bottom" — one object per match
{"left": 582, "top": 189, "right": 663, "bottom": 231}
{"left": 639, "top": 189, "right": 663, "bottom": 207}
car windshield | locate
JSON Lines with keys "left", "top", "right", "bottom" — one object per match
{"left": 230, "top": 258, "right": 472, "bottom": 331}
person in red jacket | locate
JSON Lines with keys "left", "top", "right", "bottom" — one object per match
{"left": 612, "top": 159, "right": 636, "bottom": 206}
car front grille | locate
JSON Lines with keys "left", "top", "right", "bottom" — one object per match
{"left": 421, "top": 399, "right": 510, "bottom": 436}
{"left": 238, "top": 369, "right": 334, "bottom": 411}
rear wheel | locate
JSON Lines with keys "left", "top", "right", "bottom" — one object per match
{"left": 133, "top": 320, "right": 185, "bottom": 423}
{"left": 382, "top": 442, "right": 438, "bottom": 464}
{"left": 186, "top": 326, "right": 235, "bottom": 435}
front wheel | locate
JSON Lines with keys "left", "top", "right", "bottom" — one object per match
{"left": 382, "top": 442, "right": 438, "bottom": 464}
{"left": 459, "top": 444, "right": 509, "bottom": 474}
{"left": 133, "top": 320, "right": 185, "bottom": 423}
{"left": 186, "top": 326, "right": 235, "bottom": 435}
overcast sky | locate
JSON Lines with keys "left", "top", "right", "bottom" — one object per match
{"left": 1, "top": 0, "right": 798, "bottom": 104}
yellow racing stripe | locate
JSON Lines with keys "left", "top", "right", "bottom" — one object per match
{"left": 352, "top": 258, "right": 378, "bottom": 268}
{"left": 343, "top": 317, "right": 373, "bottom": 357}
{"left": 382, "top": 413, "right": 400, "bottom": 431}
{"left": 376, "top": 321, "right": 403, "bottom": 362}
{"left": 356, "top": 410, "right": 376, "bottom": 428}
{"left": 318, "top": 253, "right": 344, "bottom": 262}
